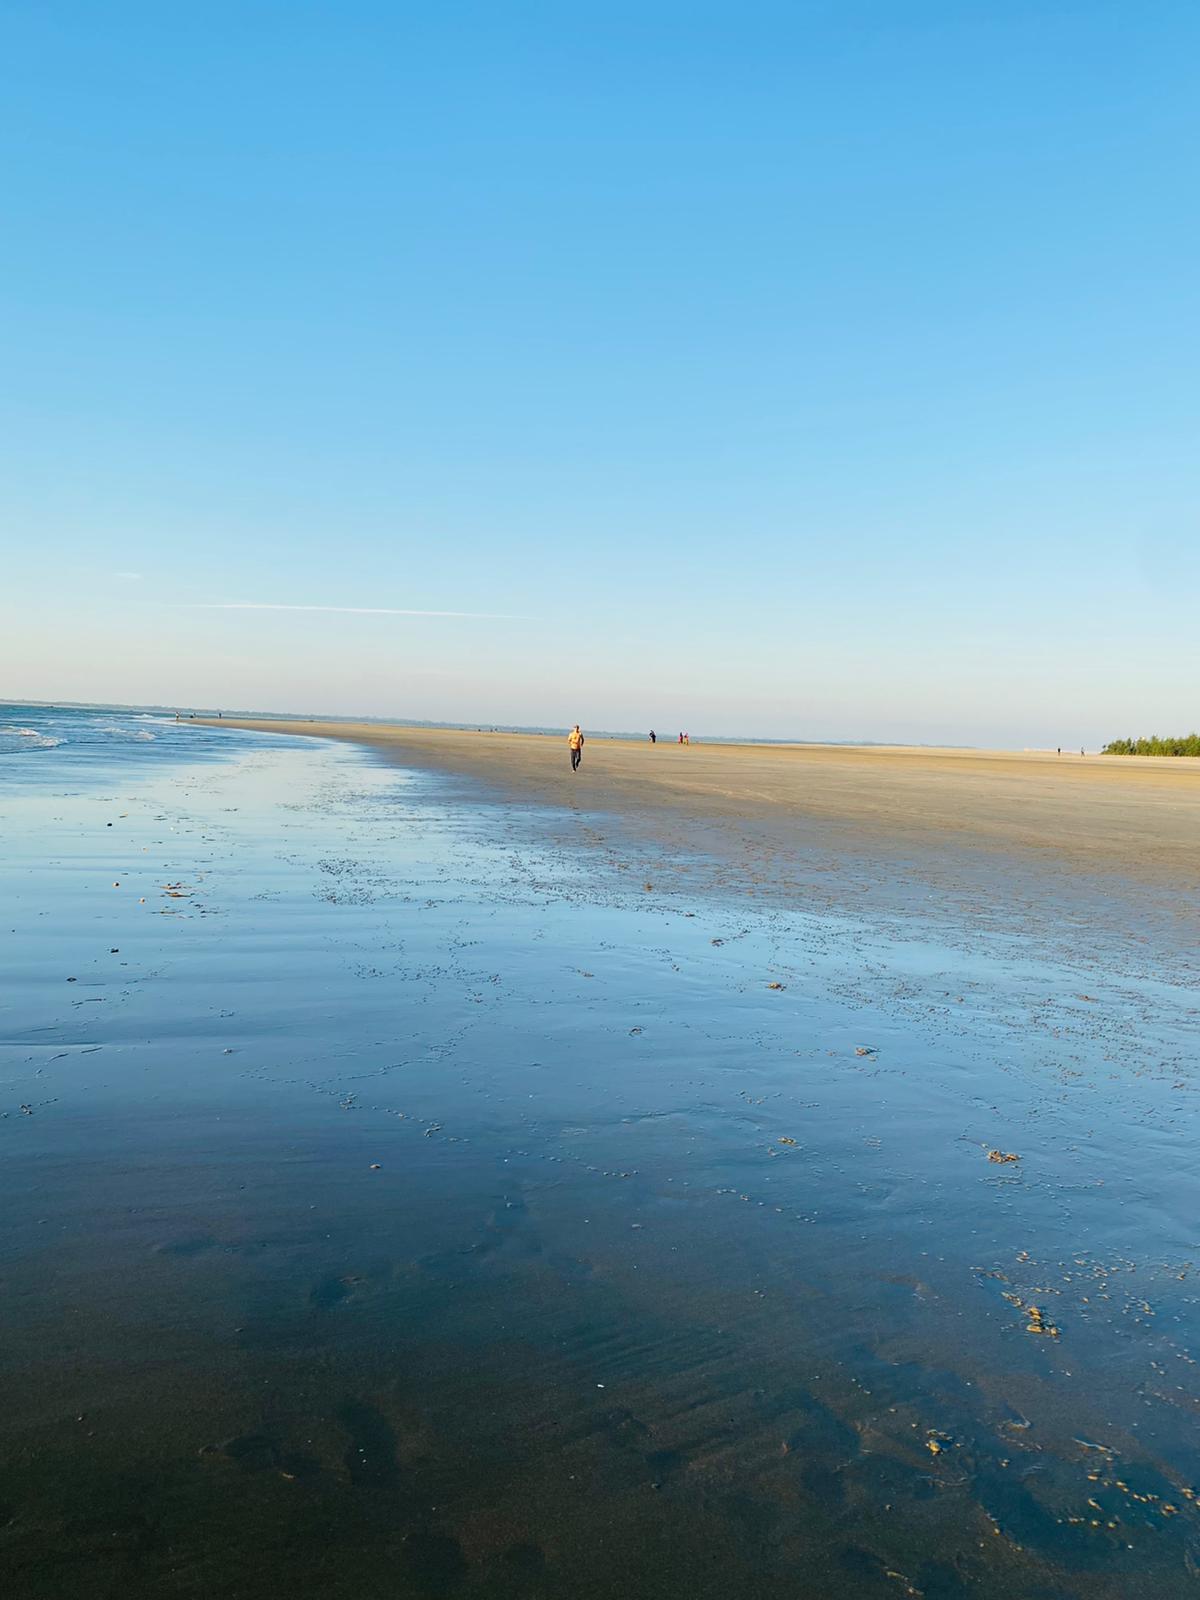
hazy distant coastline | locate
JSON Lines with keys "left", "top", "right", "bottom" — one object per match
{"left": 0, "top": 699, "right": 972, "bottom": 751}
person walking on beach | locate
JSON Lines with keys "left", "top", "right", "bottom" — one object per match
{"left": 568, "top": 724, "right": 585, "bottom": 771}
{"left": 649, "top": 730, "right": 656, "bottom": 744}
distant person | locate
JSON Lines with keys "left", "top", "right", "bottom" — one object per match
{"left": 678, "top": 731, "right": 684, "bottom": 745}
{"left": 568, "top": 724, "right": 585, "bottom": 771}
{"left": 649, "top": 730, "right": 656, "bottom": 744}
{"left": 683, "top": 731, "right": 690, "bottom": 746}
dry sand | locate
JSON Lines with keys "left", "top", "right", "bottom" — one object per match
{"left": 196, "top": 720, "right": 1200, "bottom": 891}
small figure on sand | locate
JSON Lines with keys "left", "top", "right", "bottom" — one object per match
{"left": 678, "top": 731, "right": 684, "bottom": 745}
{"left": 683, "top": 731, "right": 690, "bottom": 746}
{"left": 568, "top": 724, "right": 585, "bottom": 771}
{"left": 649, "top": 730, "right": 656, "bottom": 744}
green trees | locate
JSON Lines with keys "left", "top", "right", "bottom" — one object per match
{"left": 1102, "top": 734, "right": 1200, "bottom": 756}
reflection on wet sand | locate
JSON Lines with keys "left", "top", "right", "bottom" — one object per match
{"left": 2, "top": 735, "right": 1198, "bottom": 1598}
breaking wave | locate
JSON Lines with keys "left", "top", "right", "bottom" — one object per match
{"left": 2, "top": 728, "right": 63, "bottom": 749}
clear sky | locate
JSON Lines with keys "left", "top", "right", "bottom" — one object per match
{"left": 2, "top": 2, "right": 1197, "bottom": 745}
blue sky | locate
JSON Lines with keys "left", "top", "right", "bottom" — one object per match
{"left": 2, "top": 1, "right": 1197, "bottom": 743}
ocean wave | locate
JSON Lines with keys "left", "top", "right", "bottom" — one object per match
{"left": 96, "top": 724, "right": 156, "bottom": 741}
{"left": 2, "top": 730, "right": 63, "bottom": 749}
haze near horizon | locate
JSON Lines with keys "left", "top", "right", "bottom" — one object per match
{"left": 2, "top": 2, "right": 1197, "bottom": 747}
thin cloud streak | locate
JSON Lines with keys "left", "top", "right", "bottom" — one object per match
{"left": 192, "top": 602, "right": 520, "bottom": 619}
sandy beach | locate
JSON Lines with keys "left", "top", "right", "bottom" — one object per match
{"left": 197, "top": 720, "right": 1200, "bottom": 890}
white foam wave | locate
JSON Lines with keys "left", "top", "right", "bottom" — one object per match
{"left": 2, "top": 730, "right": 62, "bottom": 749}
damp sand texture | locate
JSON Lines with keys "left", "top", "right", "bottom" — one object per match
{"left": 3, "top": 719, "right": 1200, "bottom": 1598}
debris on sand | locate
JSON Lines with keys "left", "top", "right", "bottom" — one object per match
{"left": 1025, "top": 1304, "right": 1060, "bottom": 1338}
{"left": 988, "top": 1149, "right": 1020, "bottom": 1164}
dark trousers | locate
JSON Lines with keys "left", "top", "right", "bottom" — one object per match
{"left": 571, "top": 747, "right": 582, "bottom": 770}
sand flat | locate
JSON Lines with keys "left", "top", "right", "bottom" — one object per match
{"left": 196, "top": 719, "right": 1200, "bottom": 887}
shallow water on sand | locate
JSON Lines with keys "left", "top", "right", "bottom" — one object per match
{"left": 2, "top": 731, "right": 1199, "bottom": 1598}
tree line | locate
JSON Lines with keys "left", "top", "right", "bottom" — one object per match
{"left": 1102, "top": 734, "right": 1200, "bottom": 756}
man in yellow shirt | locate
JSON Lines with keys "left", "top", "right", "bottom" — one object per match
{"left": 568, "top": 724, "right": 585, "bottom": 772}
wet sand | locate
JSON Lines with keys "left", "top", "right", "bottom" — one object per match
{"left": 196, "top": 721, "right": 1200, "bottom": 890}
{"left": 6, "top": 718, "right": 1200, "bottom": 1598}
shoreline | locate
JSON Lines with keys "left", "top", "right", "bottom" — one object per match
{"left": 193, "top": 718, "right": 1200, "bottom": 894}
